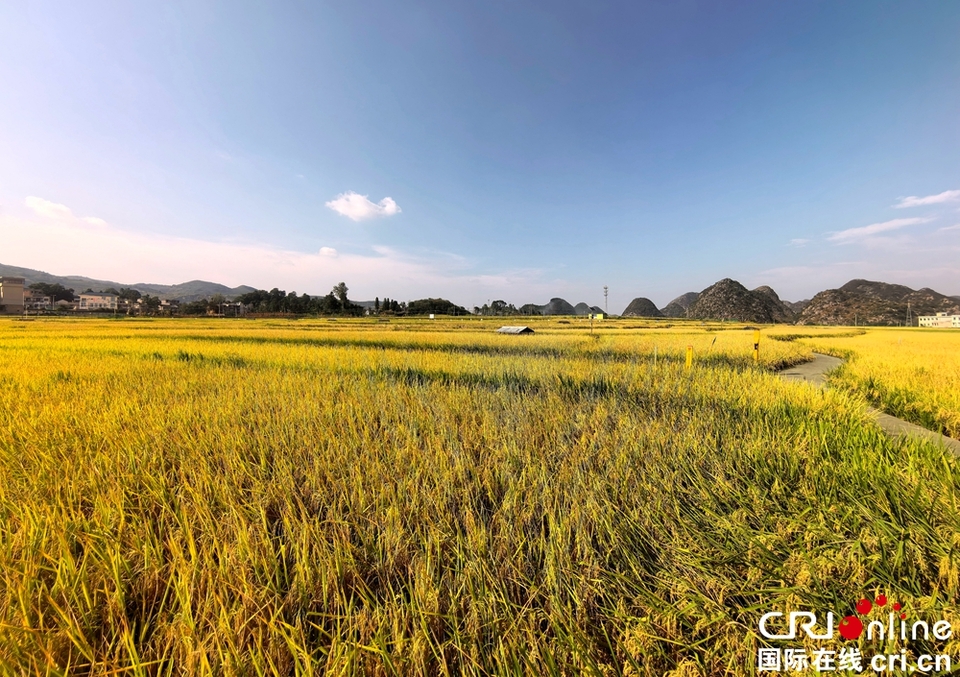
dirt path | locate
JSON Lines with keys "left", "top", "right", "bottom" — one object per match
{"left": 779, "top": 352, "right": 960, "bottom": 454}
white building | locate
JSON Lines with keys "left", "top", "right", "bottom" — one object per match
{"left": 918, "top": 312, "right": 960, "bottom": 328}
{"left": 79, "top": 293, "right": 119, "bottom": 311}
{"left": 0, "top": 276, "right": 25, "bottom": 313}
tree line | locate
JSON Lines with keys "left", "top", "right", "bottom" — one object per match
{"left": 236, "top": 283, "right": 364, "bottom": 315}
{"left": 472, "top": 300, "right": 540, "bottom": 316}
{"left": 28, "top": 280, "right": 477, "bottom": 317}
{"left": 237, "top": 285, "right": 469, "bottom": 316}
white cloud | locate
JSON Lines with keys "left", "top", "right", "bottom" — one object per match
{"left": 828, "top": 217, "right": 931, "bottom": 243}
{"left": 893, "top": 189, "right": 960, "bottom": 209}
{"left": 325, "top": 191, "right": 401, "bottom": 221}
{"left": 26, "top": 196, "right": 110, "bottom": 230}
{"left": 25, "top": 196, "right": 74, "bottom": 219}
{"left": 1, "top": 198, "right": 555, "bottom": 307}
{"left": 789, "top": 238, "right": 809, "bottom": 247}
{"left": 938, "top": 223, "right": 960, "bottom": 232}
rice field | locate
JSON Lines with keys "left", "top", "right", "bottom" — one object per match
{"left": 2, "top": 318, "right": 960, "bottom": 676}
{"left": 792, "top": 328, "right": 960, "bottom": 439}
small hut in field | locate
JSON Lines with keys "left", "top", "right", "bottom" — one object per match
{"left": 496, "top": 326, "right": 534, "bottom": 335}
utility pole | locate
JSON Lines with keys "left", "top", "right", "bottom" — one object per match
{"left": 603, "top": 286, "right": 608, "bottom": 315}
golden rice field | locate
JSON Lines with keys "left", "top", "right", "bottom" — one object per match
{"left": 2, "top": 317, "right": 960, "bottom": 676}
{"left": 791, "top": 328, "right": 960, "bottom": 440}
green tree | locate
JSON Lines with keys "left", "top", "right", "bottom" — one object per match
{"left": 141, "top": 295, "right": 161, "bottom": 314}
{"left": 331, "top": 282, "right": 348, "bottom": 311}
{"left": 209, "top": 293, "right": 226, "bottom": 314}
{"left": 118, "top": 287, "right": 142, "bottom": 301}
{"left": 406, "top": 298, "right": 469, "bottom": 316}
{"left": 181, "top": 299, "right": 209, "bottom": 315}
{"left": 28, "top": 282, "right": 75, "bottom": 302}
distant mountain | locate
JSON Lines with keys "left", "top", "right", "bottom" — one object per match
{"left": 753, "top": 285, "right": 783, "bottom": 306}
{"left": 687, "top": 279, "right": 793, "bottom": 323}
{"left": 542, "top": 298, "right": 576, "bottom": 315}
{"left": 621, "top": 297, "right": 663, "bottom": 317}
{"left": 0, "top": 263, "right": 255, "bottom": 302}
{"left": 136, "top": 280, "right": 257, "bottom": 301}
{"left": 660, "top": 292, "right": 699, "bottom": 318}
{"left": 751, "top": 285, "right": 797, "bottom": 321}
{"left": 518, "top": 303, "right": 543, "bottom": 315}
{"left": 517, "top": 298, "right": 603, "bottom": 316}
{"left": 798, "top": 279, "right": 960, "bottom": 326}
{"left": 523, "top": 298, "right": 575, "bottom": 315}
{"left": 573, "top": 302, "right": 604, "bottom": 316}
{"left": 783, "top": 299, "right": 811, "bottom": 313}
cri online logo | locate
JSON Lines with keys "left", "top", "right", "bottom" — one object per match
{"left": 838, "top": 595, "right": 901, "bottom": 640}
{"left": 759, "top": 595, "right": 953, "bottom": 642}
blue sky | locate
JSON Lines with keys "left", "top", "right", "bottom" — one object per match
{"left": 1, "top": 1, "right": 958, "bottom": 310}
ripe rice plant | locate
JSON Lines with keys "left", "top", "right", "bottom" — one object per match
{"left": 2, "top": 319, "right": 959, "bottom": 675}
{"left": 796, "top": 328, "right": 960, "bottom": 439}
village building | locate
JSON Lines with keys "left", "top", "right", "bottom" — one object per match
{"left": 79, "top": 293, "right": 119, "bottom": 311}
{"left": 918, "top": 312, "right": 960, "bottom": 328}
{"left": 0, "top": 276, "right": 25, "bottom": 313}
{"left": 24, "top": 289, "right": 53, "bottom": 310}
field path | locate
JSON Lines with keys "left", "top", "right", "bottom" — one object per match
{"left": 778, "top": 352, "right": 843, "bottom": 387}
{"left": 779, "top": 352, "right": 960, "bottom": 454}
